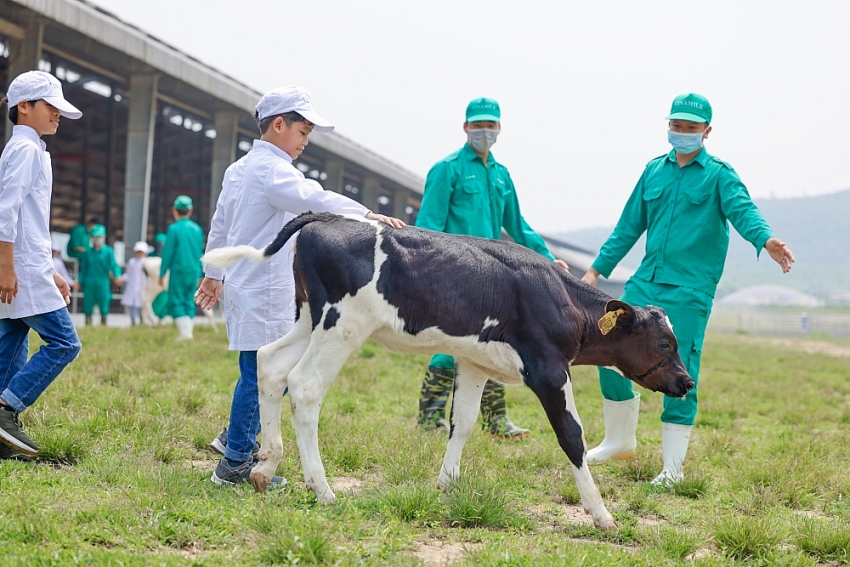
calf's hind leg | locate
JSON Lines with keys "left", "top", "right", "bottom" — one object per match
{"left": 528, "top": 368, "right": 616, "bottom": 529}
{"left": 287, "top": 333, "right": 367, "bottom": 504}
{"left": 437, "top": 360, "right": 489, "bottom": 488}
{"left": 249, "top": 322, "right": 312, "bottom": 493}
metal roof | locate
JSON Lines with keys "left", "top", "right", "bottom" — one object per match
{"left": 9, "top": 0, "right": 425, "bottom": 192}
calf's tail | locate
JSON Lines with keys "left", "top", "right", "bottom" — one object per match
{"left": 201, "top": 245, "right": 267, "bottom": 269}
{"left": 201, "top": 212, "right": 341, "bottom": 270}
{"left": 263, "top": 211, "right": 341, "bottom": 257}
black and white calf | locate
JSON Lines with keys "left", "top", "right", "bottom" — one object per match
{"left": 202, "top": 212, "right": 693, "bottom": 529}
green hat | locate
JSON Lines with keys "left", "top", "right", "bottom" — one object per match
{"left": 90, "top": 224, "right": 106, "bottom": 237}
{"left": 174, "top": 195, "right": 193, "bottom": 211}
{"left": 466, "top": 97, "right": 500, "bottom": 123}
{"left": 666, "top": 93, "right": 712, "bottom": 123}
{"left": 155, "top": 232, "right": 167, "bottom": 243}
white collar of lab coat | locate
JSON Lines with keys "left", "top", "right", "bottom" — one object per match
{"left": 12, "top": 124, "right": 46, "bottom": 150}
{"left": 252, "top": 139, "right": 292, "bottom": 163}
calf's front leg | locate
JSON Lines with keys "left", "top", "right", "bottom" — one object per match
{"left": 529, "top": 368, "right": 616, "bottom": 530}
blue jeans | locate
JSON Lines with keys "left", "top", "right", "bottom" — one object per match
{"left": 0, "top": 307, "right": 82, "bottom": 411}
{"left": 224, "top": 351, "right": 289, "bottom": 462}
{"left": 129, "top": 306, "right": 140, "bottom": 325}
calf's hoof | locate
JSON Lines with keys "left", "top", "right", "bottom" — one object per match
{"left": 308, "top": 483, "right": 336, "bottom": 504}
{"left": 249, "top": 470, "right": 271, "bottom": 493}
{"left": 594, "top": 516, "right": 617, "bottom": 530}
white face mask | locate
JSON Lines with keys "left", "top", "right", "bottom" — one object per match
{"left": 468, "top": 128, "right": 499, "bottom": 153}
{"left": 92, "top": 236, "right": 105, "bottom": 247}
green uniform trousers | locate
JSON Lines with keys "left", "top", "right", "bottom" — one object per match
{"left": 83, "top": 280, "right": 112, "bottom": 316}
{"left": 166, "top": 270, "right": 198, "bottom": 319}
{"left": 598, "top": 277, "right": 713, "bottom": 425}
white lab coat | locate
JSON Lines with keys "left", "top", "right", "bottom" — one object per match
{"left": 121, "top": 256, "right": 146, "bottom": 308}
{"left": 205, "top": 140, "right": 369, "bottom": 351}
{"left": 0, "top": 126, "right": 65, "bottom": 319}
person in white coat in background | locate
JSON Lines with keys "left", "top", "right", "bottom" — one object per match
{"left": 194, "top": 85, "right": 405, "bottom": 487}
{"left": 121, "top": 241, "right": 149, "bottom": 326}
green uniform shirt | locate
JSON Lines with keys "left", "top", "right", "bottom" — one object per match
{"left": 79, "top": 244, "right": 121, "bottom": 286}
{"left": 592, "top": 148, "right": 773, "bottom": 297}
{"left": 159, "top": 217, "right": 204, "bottom": 279}
{"left": 66, "top": 224, "right": 90, "bottom": 261}
{"left": 415, "top": 143, "right": 555, "bottom": 260}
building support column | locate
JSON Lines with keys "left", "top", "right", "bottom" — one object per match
{"left": 362, "top": 175, "right": 381, "bottom": 212}
{"left": 4, "top": 20, "right": 43, "bottom": 144}
{"left": 123, "top": 73, "right": 158, "bottom": 258}
{"left": 393, "top": 187, "right": 411, "bottom": 220}
{"left": 210, "top": 108, "right": 239, "bottom": 213}
{"left": 323, "top": 157, "right": 344, "bottom": 195}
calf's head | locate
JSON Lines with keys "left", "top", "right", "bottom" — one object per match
{"left": 600, "top": 300, "right": 694, "bottom": 398}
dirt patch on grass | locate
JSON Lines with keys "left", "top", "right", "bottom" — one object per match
{"left": 180, "top": 541, "right": 204, "bottom": 559}
{"left": 740, "top": 336, "right": 850, "bottom": 358}
{"left": 685, "top": 547, "right": 715, "bottom": 561}
{"left": 333, "top": 476, "right": 365, "bottom": 494}
{"left": 559, "top": 504, "right": 595, "bottom": 526}
{"left": 411, "top": 541, "right": 479, "bottom": 565}
{"left": 187, "top": 459, "right": 216, "bottom": 471}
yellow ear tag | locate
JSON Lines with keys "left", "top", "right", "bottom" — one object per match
{"left": 598, "top": 308, "right": 625, "bottom": 335}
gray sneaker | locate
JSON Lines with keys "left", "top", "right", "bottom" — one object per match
{"left": 0, "top": 443, "right": 29, "bottom": 460}
{"left": 0, "top": 405, "right": 39, "bottom": 456}
{"left": 210, "top": 457, "right": 287, "bottom": 489}
{"left": 209, "top": 428, "right": 261, "bottom": 457}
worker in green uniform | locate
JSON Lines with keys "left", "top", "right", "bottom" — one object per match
{"left": 415, "top": 97, "right": 570, "bottom": 439}
{"left": 149, "top": 232, "right": 167, "bottom": 257}
{"left": 79, "top": 224, "right": 123, "bottom": 326}
{"left": 65, "top": 216, "right": 99, "bottom": 263}
{"left": 159, "top": 195, "right": 204, "bottom": 340}
{"left": 581, "top": 93, "right": 795, "bottom": 484}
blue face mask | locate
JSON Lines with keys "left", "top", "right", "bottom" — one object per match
{"left": 667, "top": 129, "right": 705, "bottom": 154}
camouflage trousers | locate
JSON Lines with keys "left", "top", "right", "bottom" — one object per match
{"left": 417, "top": 364, "right": 508, "bottom": 430}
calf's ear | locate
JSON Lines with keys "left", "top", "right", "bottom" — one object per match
{"left": 598, "top": 300, "right": 636, "bottom": 335}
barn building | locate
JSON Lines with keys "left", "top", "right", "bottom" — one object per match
{"left": 0, "top": 0, "right": 630, "bottom": 305}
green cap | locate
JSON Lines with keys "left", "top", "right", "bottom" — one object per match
{"left": 90, "top": 224, "right": 106, "bottom": 237}
{"left": 466, "top": 97, "right": 500, "bottom": 123}
{"left": 155, "top": 232, "right": 167, "bottom": 243}
{"left": 666, "top": 93, "right": 712, "bottom": 123}
{"left": 174, "top": 195, "right": 193, "bottom": 211}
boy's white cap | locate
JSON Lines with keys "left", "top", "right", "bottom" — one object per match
{"left": 51, "top": 241, "right": 62, "bottom": 252}
{"left": 6, "top": 71, "right": 82, "bottom": 119}
{"left": 133, "top": 241, "right": 151, "bottom": 253}
{"left": 255, "top": 86, "right": 334, "bottom": 133}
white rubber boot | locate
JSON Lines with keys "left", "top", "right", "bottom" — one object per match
{"left": 651, "top": 423, "right": 692, "bottom": 485}
{"left": 585, "top": 394, "right": 640, "bottom": 465}
{"left": 175, "top": 316, "right": 193, "bottom": 341}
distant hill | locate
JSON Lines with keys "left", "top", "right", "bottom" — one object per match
{"left": 557, "top": 189, "right": 850, "bottom": 300}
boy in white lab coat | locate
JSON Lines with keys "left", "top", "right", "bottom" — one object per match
{"left": 0, "top": 71, "right": 83, "bottom": 459}
{"left": 121, "top": 241, "right": 150, "bottom": 326}
{"left": 195, "top": 86, "right": 404, "bottom": 486}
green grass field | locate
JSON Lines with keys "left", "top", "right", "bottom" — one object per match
{"left": 1, "top": 326, "right": 849, "bottom": 566}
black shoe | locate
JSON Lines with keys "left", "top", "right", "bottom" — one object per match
{"left": 208, "top": 427, "right": 260, "bottom": 457}
{"left": 0, "top": 405, "right": 39, "bottom": 456}
{"left": 210, "top": 457, "right": 287, "bottom": 489}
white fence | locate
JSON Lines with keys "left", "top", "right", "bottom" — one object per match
{"left": 708, "top": 308, "right": 850, "bottom": 337}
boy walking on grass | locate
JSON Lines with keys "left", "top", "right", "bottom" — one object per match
{"left": 0, "top": 71, "right": 83, "bottom": 459}
{"left": 195, "top": 86, "right": 404, "bottom": 486}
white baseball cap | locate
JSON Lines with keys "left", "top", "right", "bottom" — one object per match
{"left": 255, "top": 86, "right": 334, "bottom": 133}
{"left": 6, "top": 70, "right": 82, "bottom": 119}
{"left": 133, "top": 241, "right": 151, "bottom": 253}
